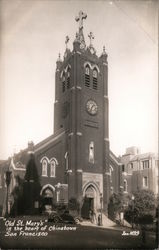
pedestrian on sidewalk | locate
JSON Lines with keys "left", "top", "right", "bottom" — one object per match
{"left": 93, "top": 209, "right": 97, "bottom": 225}
{"left": 89, "top": 209, "right": 93, "bottom": 223}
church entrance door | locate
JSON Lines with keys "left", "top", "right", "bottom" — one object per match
{"left": 81, "top": 185, "right": 96, "bottom": 219}
{"left": 41, "top": 187, "right": 54, "bottom": 213}
{"left": 81, "top": 197, "right": 94, "bottom": 219}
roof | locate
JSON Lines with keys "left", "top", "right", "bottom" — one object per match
{"left": 130, "top": 152, "right": 158, "bottom": 162}
{"left": 0, "top": 128, "right": 66, "bottom": 170}
{"left": 110, "top": 150, "right": 121, "bottom": 165}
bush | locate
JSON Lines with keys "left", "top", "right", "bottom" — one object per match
{"left": 68, "top": 198, "right": 80, "bottom": 213}
{"left": 108, "top": 193, "right": 123, "bottom": 221}
{"left": 124, "top": 189, "right": 156, "bottom": 226}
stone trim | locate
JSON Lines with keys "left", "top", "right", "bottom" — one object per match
{"left": 76, "top": 86, "right": 82, "bottom": 90}
{"left": 77, "top": 132, "right": 82, "bottom": 136}
{"left": 68, "top": 132, "right": 74, "bottom": 137}
{"left": 104, "top": 95, "right": 108, "bottom": 99}
{"left": 77, "top": 169, "right": 83, "bottom": 173}
{"left": 103, "top": 62, "right": 108, "bottom": 66}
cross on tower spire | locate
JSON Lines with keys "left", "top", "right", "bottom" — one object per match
{"left": 75, "top": 11, "right": 87, "bottom": 30}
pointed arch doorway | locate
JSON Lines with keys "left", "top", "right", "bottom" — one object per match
{"left": 81, "top": 184, "right": 98, "bottom": 219}
{"left": 40, "top": 184, "right": 55, "bottom": 213}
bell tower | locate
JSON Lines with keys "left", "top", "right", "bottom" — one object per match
{"left": 54, "top": 11, "right": 110, "bottom": 213}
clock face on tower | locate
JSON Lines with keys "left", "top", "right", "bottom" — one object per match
{"left": 86, "top": 100, "right": 98, "bottom": 115}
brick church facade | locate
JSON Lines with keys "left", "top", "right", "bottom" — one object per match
{"left": 0, "top": 11, "right": 129, "bottom": 216}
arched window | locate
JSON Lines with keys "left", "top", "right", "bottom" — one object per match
{"left": 123, "top": 179, "right": 127, "bottom": 192}
{"left": 85, "top": 66, "right": 90, "bottom": 87}
{"left": 67, "top": 68, "right": 71, "bottom": 89}
{"left": 62, "top": 72, "right": 66, "bottom": 92}
{"left": 93, "top": 68, "right": 98, "bottom": 90}
{"left": 42, "top": 159, "right": 48, "bottom": 177}
{"left": 50, "top": 160, "right": 56, "bottom": 177}
{"left": 89, "top": 141, "right": 94, "bottom": 164}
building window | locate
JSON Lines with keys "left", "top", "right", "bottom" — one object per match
{"left": 143, "top": 176, "right": 148, "bottom": 187}
{"left": 89, "top": 141, "right": 94, "bottom": 164}
{"left": 85, "top": 66, "right": 90, "bottom": 87}
{"left": 130, "top": 163, "right": 133, "bottom": 169}
{"left": 123, "top": 179, "right": 128, "bottom": 192}
{"left": 142, "top": 160, "right": 149, "bottom": 169}
{"left": 93, "top": 69, "right": 98, "bottom": 90}
{"left": 122, "top": 164, "right": 125, "bottom": 172}
{"left": 50, "top": 161, "right": 56, "bottom": 177}
{"left": 42, "top": 159, "right": 48, "bottom": 176}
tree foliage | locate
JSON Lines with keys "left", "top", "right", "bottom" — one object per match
{"left": 68, "top": 197, "right": 80, "bottom": 212}
{"left": 23, "top": 154, "right": 41, "bottom": 214}
{"left": 124, "top": 189, "right": 156, "bottom": 225}
{"left": 108, "top": 192, "right": 124, "bottom": 220}
{"left": 10, "top": 176, "right": 24, "bottom": 216}
{"left": 10, "top": 154, "right": 41, "bottom": 216}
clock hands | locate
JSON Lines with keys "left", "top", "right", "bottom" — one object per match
{"left": 86, "top": 100, "right": 98, "bottom": 115}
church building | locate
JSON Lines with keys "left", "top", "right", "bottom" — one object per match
{"left": 0, "top": 11, "right": 122, "bottom": 217}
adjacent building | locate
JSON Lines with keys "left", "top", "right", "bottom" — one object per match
{"left": 120, "top": 146, "right": 159, "bottom": 197}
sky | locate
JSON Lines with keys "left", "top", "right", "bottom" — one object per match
{"left": 0, "top": 0, "right": 158, "bottom": 160}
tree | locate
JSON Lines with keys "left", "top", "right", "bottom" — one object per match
{"left": 68, "top": 197, "right": 80, "bottom": 216}
{"left": 23, "top": 153, "right": 41, "bottom": 215}
{"left": 124, "top": 189, "right": 156, "bottom": 226}
{"left": 10, "top": 176, "right": 24, "bottom": 216}
{"left": 108, "top": 192, "right": 124, "bottom": 221}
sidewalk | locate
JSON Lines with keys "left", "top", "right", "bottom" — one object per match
{"left": 80, "top": 214, "right": 131, "bottom": 231}
{"left": 80, "top": 219, "right": 123, "bottom": 231}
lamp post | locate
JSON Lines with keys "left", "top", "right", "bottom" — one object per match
{"left": 5, "top": 169, "right": 12, "bottom": 217}
{"left": 100, "top": 193, "right": 103, "bottom": 226}
{"left": 131, "top": 194, "right": 135, "bottom": 229}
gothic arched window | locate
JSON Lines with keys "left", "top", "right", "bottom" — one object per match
{"left": 62, "top": 72, "right": 66, "bottom": 92}
{"left": 93, "top": 68, "right": 98, "bottom": 90}
{"left": 85, "top": 65, "right": 90, "bottom": 87}
{"left": 50, "top": 160, "right": 56, "bottom": 177}
{"left": 67, "top": 68, "right": 71, "bottom": 89}
{"left": 42, "top": 159, "right": 48, "bottom": 177}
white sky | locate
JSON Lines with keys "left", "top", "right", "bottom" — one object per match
{"left": 0, "top": 0, "right": 158, "bottom": 159}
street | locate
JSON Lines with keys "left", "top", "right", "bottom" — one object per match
{"left": 0, "top": 217, "right": 157, "bottom": 249}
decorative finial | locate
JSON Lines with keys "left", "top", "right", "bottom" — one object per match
{"left": 57, "top": 53, "right": 61, "bottom": 62}
{"left": 75, "top": 11, "right": 87, "bottom": 30}
{"left": 88, "top": 32, "right": 94, "bottom": 47}
{"left": 102, "top": 46, "right": 106, "bottom": 55}
{"left": 65, "top": 36, "right": 69, "bottom": 49}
